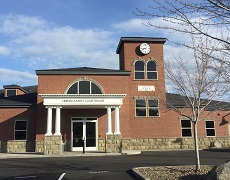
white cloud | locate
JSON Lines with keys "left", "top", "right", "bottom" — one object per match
{"left": 113, "top": 18, "right": 153, "bottom": 33}
{"left": 0, "top": 14, "right": 50, "bottom": 35}
{"left": 0, "top": 46, "right": 10, "bottom": 55}
{"left": 0, "top": 13, "right": 228, "bottom": 91}
{"left": 0, "top": 14, "right": 118, "bottom": 70}
{"left": 0, "top": 68, "right": 37, "bottom": 87}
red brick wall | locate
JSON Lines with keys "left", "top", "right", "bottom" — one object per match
{"left": 119, "top": 41, "right": 168, "bottom": 138}
{"left": 0, "top": 108, "right": 36, "bottom": 141}
{"left": 36, "top": 74, "right": 131, "bottom": 140}
{"left": 35, "top": 40, "right": 229, "bottom": 141}
{"left": 165, "top": 108, "right": 229, "bottom": 138}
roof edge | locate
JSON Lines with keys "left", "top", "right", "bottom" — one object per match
{"left": 36, "top": 70, "right": 131, "bottom": 75}
{"left": 116, "top": 37, "right": 167, "bottom": 54}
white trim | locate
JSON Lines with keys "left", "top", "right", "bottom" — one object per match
{"left": 6, "top": 89, "right": 17, "bottom": 97}
{"left": 54, "top": 107, "right": 62, "bottom": 136}
{"left": 205, "top": 120, "right": 216, "bottom": 137}
{"left": 40, "top": 94, "right": 126, "bottom": 107}
{"left": 106, "top": 107, "right": 113, "bottom": 135}
{"left": 40, "top": 94, "right": 126, "bottom": 98}
{"left": 114, "top": 106, "right": 121, "bottom": 134}
{"left": 71, "top": 117, "right": 98, "bottom": 151}
{"left": 45, "top": 107, "right": 53, "bottom": 136}
{"left": 180, "top": 119, "right": 192, "bottom": 137}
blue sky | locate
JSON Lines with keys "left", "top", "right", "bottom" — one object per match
{"left": 0, "top": 0, "right": 202, "bottom": 90}
{"left": 0, "top": 0, "right": 156, "bottom": 88}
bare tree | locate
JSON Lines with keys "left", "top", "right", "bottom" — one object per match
{"left": 165, "top": 34, "right": 229, "bottom": 171}
{"left": 136, "top": 0, "right": 229, "bottom": 46}
{"left": 136, "top": 0, "right": 230, "bottom": 83}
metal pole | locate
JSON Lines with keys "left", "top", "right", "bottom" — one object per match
{"left": 82, "top": 136, "right": 85, "bottom": 154}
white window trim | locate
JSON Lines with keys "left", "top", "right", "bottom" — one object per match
{"left": 180, "top": 119, "right": 192, "bottom": 137}
{"left": 6, "top": 89, "right": 17, "bottom": 97}
{"left": 205, "top": 120, "right": 216, "bottom": 137}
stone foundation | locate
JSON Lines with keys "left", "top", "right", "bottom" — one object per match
{"left": 98, "top": 138, "right": 105, "bottom": 151}
{"left": 105, "top": 134, "right": 122, "bottom": 153}
{"left": 0, "top": 141, "right": 35, "bottom": 153}
{"left": 3, "top": 136, "right": 229, "bottom": 153}
{"left": 43, "top": 135, "right": 62, "bottom": 155}
{"left": 121, "top": 137, "right": 230, "bottom": 150}
{"left": 35, "top": 140, "right": 44, "bottom": 153}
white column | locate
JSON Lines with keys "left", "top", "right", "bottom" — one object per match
{"left": 54, "top": 106, "right": 62, "bottom": 135}
{"left": 106, "top": 106, "right": 113, "bottom": 135}
{"left": 114, "top": 106, "right": 121, "bottom": 134}
{"left": 45, "top": 106, "right": 53, "bottom": 136}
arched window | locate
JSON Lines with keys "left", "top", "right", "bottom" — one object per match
{"left": 134, "top": 61, "right": 145, "bottom": 79}
{"left": 147, "top": 61, "right": 157, "bottom": 79}
{"left": 67, "top": 80, "right": 102, "bottom": 94}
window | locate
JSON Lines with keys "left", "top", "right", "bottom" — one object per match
{"left": 136, "top": 99, "right": 146, "bottom": 116}
{"left": 67, "top": 80, "right": 102, "bottom": 94}
{"left": 181, "top": 120, "right": 192, "bottom": 137}
{"left": 14, "top": 120, "right": 27, "bottom": 140}
{"left": 135, "top": 98, "right": 159, "bottom": 117}
{"left": 135, "top": 61, "right": 145, "bottom": 79}
{"left": 6, "top": 89, "right": 17, "bottom": 97}
{"left": 148, "top": 99, "right": 159, "bottom": 117}
{"left": 134, "top": 60, "right": 157, "bottom": 80}
{"left": 206, "top": 120, "right": 215, "bottom": 136}
{"left": 147, "top": 61, "right": 157, "bottom": 79}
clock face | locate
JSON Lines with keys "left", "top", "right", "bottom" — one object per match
{"left": 140, "top": 43, "right": 151, "bottom": 54}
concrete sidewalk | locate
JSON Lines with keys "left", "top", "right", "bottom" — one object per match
{"left": 0, "top": 150, "right": 141, "bottom": 159}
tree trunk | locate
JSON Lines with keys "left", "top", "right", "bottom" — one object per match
{"left": 193, "top": 122, "right": 200, "bottom": 171}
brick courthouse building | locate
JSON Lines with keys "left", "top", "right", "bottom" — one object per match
{"left": 0, "top": 37, "right": 229, "bottom": 154}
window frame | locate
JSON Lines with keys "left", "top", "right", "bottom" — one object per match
{"left": 134, "top": 60, "right": 145, "bottom": 80}
{"left": 67, "top": 80, "right": 103, "bottom": 94}
{"left": 135, "top": 98, "right": 160, "bottom": 118}
{"left": 134, "top": 59, "right": 158, "bottom": 80}
{"left": 148, "top": 99, "right": 159, "bottom": 117}
{"left": 135, "top": 99, "right": 147, "bottom": 117}
{"left": 6, "top": 89, "right": 17, "bottom": 97}
{"left": 205, "top": 120, "right": 216, "bottom": 137}
{"left": 180, "top": 119, "right": 192, "bottom": 137}
{"left": 146, "top": 61, "right": 158, "bottom": 80}
{"left": 14, "top": 120, "right": 28, "bottom": 140}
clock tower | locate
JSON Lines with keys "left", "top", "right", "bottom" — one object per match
{"left": 116, "top": 37, "right": 167, "bottom": 137}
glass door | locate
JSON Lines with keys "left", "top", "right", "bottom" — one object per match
{"left": 86, "top": 122, "right": 96, "bottom": 147}
{"left": 71, "top": 118, "right": 97, "bottom": 151}
{"left": 72, "top": 122, "right": 84, "bottom": 148}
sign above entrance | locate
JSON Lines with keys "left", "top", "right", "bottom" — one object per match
{"left": 40, "top": 94, "right": 126, "bottom": 107}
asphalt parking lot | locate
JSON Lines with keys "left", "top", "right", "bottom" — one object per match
{"left": 0, "top": 150, "right": 229, "bottom": 180}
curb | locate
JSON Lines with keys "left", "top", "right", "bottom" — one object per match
{"left": 0, "top": 150, "right": 141, "bottom": 159}
{"left": 132, "top": 167, "right": 150, "bottom": 180}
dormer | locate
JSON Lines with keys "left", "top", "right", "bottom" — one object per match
{"left": 3, "top": 84, "right": 28, "bottom": 97}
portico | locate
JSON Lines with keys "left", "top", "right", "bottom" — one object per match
{"left": 40, "top": 94, "right": 126, "bottom": 154}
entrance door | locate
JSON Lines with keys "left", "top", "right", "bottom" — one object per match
{"left": 71, "top": 118, "right": 97, "bottom": 151}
